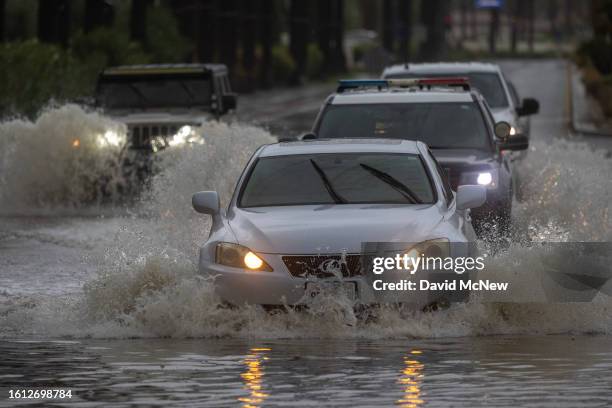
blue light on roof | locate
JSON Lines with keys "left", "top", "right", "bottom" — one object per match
{"left": 336, "top": 79, "right": 388, "bottom": 93}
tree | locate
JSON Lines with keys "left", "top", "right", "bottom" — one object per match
{"left": 37, "top": 0, "right": 71, "bottom": 46}
{"left": 359, "top": 0, "right": 378, "bottom": 31}
{"left": 84, "top": 0, "right": 114, "bottom": 33}
{"left": 289, "top": 0, "right": 311, "bottom": 84}
{"left": 510, "top": 0, "right": 521, "bottom": 53}
{"left": 241, "top": 0, "right": 257, "bottom": 87}
{"left": 419, "top": 0, "right": 448, "bottom": 60}
{"left": 382, "top": 0, "right": 394, "bottom": 54}
{"left": 527, "top": 0, "right": 535, "bottom": 52}
{"left": 331, "top": 0, "right": 346, "bottom": 73}
{"left": 398, "top": 0, "right": 413, "bottom": 61}
{"left": 217, "top": 0, "right": 238, "bottom": 74}
{"left": 260, "top": 0, "right": 276, "bottom": 87}
{"left": 130, "top": 0, "right": 151, "bottom": 46}
{"left": 316, "top": 0, "right": 332, "bottom": 76}
{"left": 488, "top": 8, "right": 499, "bottom": 53}
{"left": 0, "top": 0, "right": 5, "bottom": 42}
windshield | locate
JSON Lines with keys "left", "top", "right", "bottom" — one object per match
{"left": 386, "top": 72, "right": 509, "bottom": 108}
{"left": 239, "top": 153, "right": 435, "bottom": 207}
{"left": 96, "top": 78, "right": 212, "bottom": 109}
{"left": 317, "top": 103, "right": 491, "bottom": 150}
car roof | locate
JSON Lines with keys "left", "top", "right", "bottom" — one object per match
{"left": 382, "top": 62, "right": 500, "bottom": 77}
{"left": 330, "top": 90, "right": 474, "bottom": 104}
{"left": 102, "top": 63, "right": 228, "bottom": 76}
{"left": 259, "top": 139, "right": 423, "bottom": 157}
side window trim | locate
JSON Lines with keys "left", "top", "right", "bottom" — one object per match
{"left": 428, "top": 148, "right": 454, "bottom": 205}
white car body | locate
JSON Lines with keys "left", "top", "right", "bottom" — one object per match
{"left": 382, "top": 62, "right": 534, "bottom": 141}
{"left": 193, "top": 139, "right": 485, "bottom": 307}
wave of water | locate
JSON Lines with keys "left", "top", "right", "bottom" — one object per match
{"left": 1, "top": 106, "right": 611, "bottom": 339}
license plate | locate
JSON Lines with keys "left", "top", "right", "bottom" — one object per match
{"left": 305, "top": 281, "right": 357, "bottom": 301}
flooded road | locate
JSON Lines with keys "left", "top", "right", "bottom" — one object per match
{"left": 1, "top": 59, "right": 612, "bottom": 406}
{"left": 2, "top": 336, "right": 612, "bottom": 407}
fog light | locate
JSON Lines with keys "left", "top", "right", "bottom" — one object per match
{"left": 477, "top": 172, "right": 493, "bottom": 186}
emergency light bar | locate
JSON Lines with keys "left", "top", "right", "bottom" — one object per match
{"left": 336, "top": 77, "right": 470, "bottom": 93}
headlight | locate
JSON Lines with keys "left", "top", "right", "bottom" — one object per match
{"left": 477, "top": 172, "right": 493, "bottom": 186}
{"left": 406, "top": 239, "right": 450, "bottom": 259}
{"left": 509, "top": 126, "right": 517, "bottom": 136}
{"left": 96, "top": 130, "right": 125, "bottom": 148}
{"left": 215, "top": 242, "right": 273, "bottom": 272}
{"left": 385, "top": 239, "right": 451, "bottom": 272}
{"left": 168, "top": 125, "right": 204, "bottom": 147}
{"left": 460, "top": 169, "right": 498, "bottom": 189}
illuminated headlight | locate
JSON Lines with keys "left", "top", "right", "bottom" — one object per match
{"left": 509, "top": 126, "right": 517, "bottom": 136}
{"left": 215, "top": 242, "right": 273, "bottom": 272}
{"left": 96, "top": 130, "right": 125, "bottom": 148}
{"left": 168, "top": 125, "right": 204, "bottom": 147}
{"left": 477, "top": 172, "right": 493, "bottom": 186}
{"left": 460, "top": 169, "right": 498, "bottom": 189}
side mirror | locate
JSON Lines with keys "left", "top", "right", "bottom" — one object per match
{"left": 192, "top": 191, "right": 220, "bottom": 215}
{"left": 498, "top": 133, "right": 529, "bottom": 151}
{"left": 494, "top": 121, "right": 511, "bottom": 139}
{"left": 456, "top": 185, "right": 486, "bottom": 210}
{"left": 222, "top": 93, "right": 238, "bottom": 112}
{"left": 517, "top": 98, "right": 539, "bottom": 116}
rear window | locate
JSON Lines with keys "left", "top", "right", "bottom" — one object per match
{"left": 317, "top": 103, "right": 490, "bottom": 150}
{"left": 239, "top": 153, "right": 435, "bottom": 207}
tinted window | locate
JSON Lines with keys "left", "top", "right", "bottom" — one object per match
{"left": 386, "top": 72, "right": 509, "bottom": 108}
{"left": 240, "top": 153, "right": 435, "bottom": 207}
{"left": 97, "top": 78, "right": 212, "bottom": 109}
{"left": 317, "top": 103, "right": 490, "bottom": 150}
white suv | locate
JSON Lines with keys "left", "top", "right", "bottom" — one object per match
{"left": 382, "top": 62, "right": 539, "bottom": 142}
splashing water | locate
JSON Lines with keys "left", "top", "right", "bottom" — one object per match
{"left": 1, "top": 106, "right": 612, "bottom": 339}
{"left": 0, "top": 105, "right": 128, "bottom": 211}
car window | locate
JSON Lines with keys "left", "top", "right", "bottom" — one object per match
{"left": 317, "top": 102, "right": 491, "bottom": 150}
{"left": 239, "top": 153, "right": 435, "bottom": 207}
{"left": 386, "top": 72, "right": 509, "bottom": 108}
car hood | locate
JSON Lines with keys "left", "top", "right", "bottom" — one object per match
{"left": 229, "top": 204, "right": 444, "bottom": 254}
{"left": 430, "top": 148, "right": 494, "bottom": 167}
{"left": 105, "top": 110, "right": 210, "bottom": 125}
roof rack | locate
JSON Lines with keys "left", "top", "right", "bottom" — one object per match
{"left": 336, "top": 77, "right": 470, "bottom": 93}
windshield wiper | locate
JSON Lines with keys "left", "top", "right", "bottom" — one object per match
{"left": 359, "top": 163, "right": 423, "bottom": 204}
{"left": 309, "top": 159, "right": 348, "bottom": 204}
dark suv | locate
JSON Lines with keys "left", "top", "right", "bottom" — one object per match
{"left": 309, "top": 79, "right": 529, "bottom": 235}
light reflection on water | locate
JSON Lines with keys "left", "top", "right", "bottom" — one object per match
{"left": 2, "top": 336, "right": 612, "bottom": 407}
{"left": 239, "top": 348, "right": 270, "bottom": 408}
{"left": 397, "top": 351, "right": 424, "bottom": 408}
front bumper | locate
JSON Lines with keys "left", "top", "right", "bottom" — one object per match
{"left": 199, "top": 255, "right": 472, "bottom": 306}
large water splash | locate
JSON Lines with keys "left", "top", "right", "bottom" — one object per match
{"left": 0, "top": 105, "right": 128, "bottom": 211}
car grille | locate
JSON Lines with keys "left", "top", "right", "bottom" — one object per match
{"left": 128, "top": 124, "right": 181, "bottom": 148}
{"left": 282, "top": 254, "right": 365, "bottom": 278}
